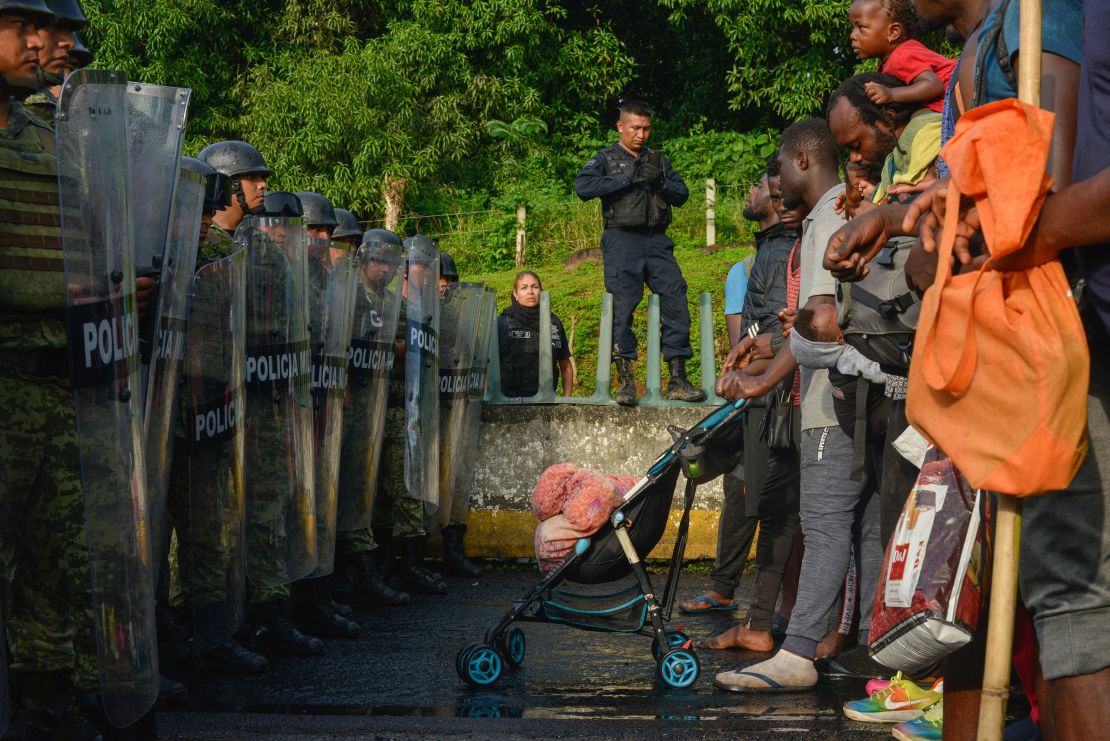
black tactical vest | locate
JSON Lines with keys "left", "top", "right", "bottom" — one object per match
{"left": 599, "top": 146, "right": 671, "bottom": 231}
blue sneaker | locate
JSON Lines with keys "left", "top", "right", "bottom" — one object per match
{"left": 892, "top": 698, "right": 942, "bottom": 741}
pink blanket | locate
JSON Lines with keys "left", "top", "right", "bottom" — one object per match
{"left": 530, "top": 462, "right": 637, "bottom": 573}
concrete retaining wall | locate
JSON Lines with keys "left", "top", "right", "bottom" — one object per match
{"left": 454, "top": 404, "right": 738, "bottom": 560}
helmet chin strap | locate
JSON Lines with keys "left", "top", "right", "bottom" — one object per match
{"left": 233, "top": 176, "right": 264, "bottom": 214}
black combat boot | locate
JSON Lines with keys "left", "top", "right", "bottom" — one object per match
{"left": 294, "top": 579, "right": 360, "bottom": 639}
{"left": 199, "top": 639, "right": 270, "bottom": 675}
{"left": 242, "top": 600, "right": 324, "bottom": 656}
{"left": 439, "top": 524, "right": 482, "bottom": 578}
{"left": 348, "top": 550, "right": 410, "bottom": 605}
{"left": 394, "top": 536, "right": 448, "bottom": 595}
{"left": 613, "top": 357, "right": 637, "bottom": 407}
{"left": 665, "top": 358, "right": 707, "bottom": 402}
{"left": 14, "top": 670, "right": 102, "bottom": 741}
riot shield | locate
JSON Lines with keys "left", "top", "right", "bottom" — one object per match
{"left": 142, "top": 165, "right": 204, "bottom": 577}
{"left": 434, "top": 282, "right": 484, "bottom": 531}
{"left": 403, "top": 238, "right": 441, "bottom": 507}
{"left": 185, "top": 250, "right": 247, "bottom": 648}
{"left": 238, "top": 215, "right": 317, "bottom": 586}
{"left": 57, "top": 69, "right": 159, "bottom": 728}
{"left": 451, "top": 287, "right": 497, "bottom": 510}
{"left": 1, "top": 594, "right": 8, "bottom": 736}
{"left": 336, "top": 238, "right": 405, "bottom": 531}
{"left": 306, "top": 238, "right": 358, "bottom": 578}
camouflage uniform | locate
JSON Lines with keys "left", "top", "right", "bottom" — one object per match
{"left": 0, "top": 101, "right": 98, "bottom": 692}
{"left": 20, "top": 89, "right": 56, "bottom": 127}
{"left": 244, "top": 236, "right": 310, "bottom": 604}
{"left": 336, "top": 282, "right": 395, "bottom": 559}
{"left": 371, "top": 296, "right": 425, "bottom": 539}
{"left": 167, "top": 228, "right": 243, "bottom": 613}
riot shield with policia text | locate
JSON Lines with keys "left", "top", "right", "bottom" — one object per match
{"left": 238, "top": 214, "right": 317, "bottom": 586}
{"left": 451, "top": 286, "right": 497, "bottom": 515}
{"left": 57, "top": 69, "right": 159, "bottom": 729}
{"left": 434, "top": 282, "right": 484, "bottom": 531}
{"left": 307, "top": 237, "right": 358, "bottom": 577}
{"left": 336, "top": 234, "right": 405, "bottom": 531}
{"left": 185, "top": 250, "right": 247, "bottom": 649}
{"left": 403, "top": 235, "right": 441, "bottom": 508}
{"left": 142, "top": 157, "right": 203, "bottom": 580}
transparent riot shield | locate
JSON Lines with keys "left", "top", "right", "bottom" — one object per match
{"left": 434, "top": 282, "right": 484, "bottom": 531}
{"left": 142, "top": 166, "right": 204, "bottom": 577}
{"left": 306, "top": 238, "right": 358, "bottom": 578}
{"left": 403, "top": 238, "right": 441, "bottom": 507}
{"left": 185, "top": 250, "right": 247, "bottom": 648}
{"left": 336, "top": 238, "right": 405, "bottom": 531}
{"left": 450, "top": 287, "right": 497, "bottom": 516}
{"left": 238, "top": 216, "right": 317, "bottom": 586}
{"left": 128, "top": 83, "right": 190, "bottom": 395}
{"left": 1, "top": 595, "right": 8, "bottom": 736}
{"left": 57, "top": 69, "right": 159, "bottom": 729}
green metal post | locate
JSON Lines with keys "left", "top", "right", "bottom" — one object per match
{"left": 700, "top": 292, "right": 726, "bottom": 404}
{"left": 640, "top": 294, "right": 663, "bottom": 405}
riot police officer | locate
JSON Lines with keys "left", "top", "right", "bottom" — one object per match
{"left": 574, "top": 100, "right": 705, "bottom": 406}
{"left": 197, "top": 139, "right": 270, "bottom": 246}
{"left": 331, "top": 208, "right": 362, "bottom": 248}
{"left": 438, "top": 250, "right": 458, "bottom": 297}
{"left": 19, "top": 0, "right": 83, "bottom": 122}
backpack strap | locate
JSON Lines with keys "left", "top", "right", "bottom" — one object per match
{"left": 849, "top": 285, "right": 920, "bottom": 319}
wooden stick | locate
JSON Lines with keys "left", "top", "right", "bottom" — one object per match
{"left": 977, "top": 1, "right": 1041, "bottom": 738}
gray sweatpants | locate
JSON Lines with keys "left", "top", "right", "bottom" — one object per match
{"left": 781, "top": 425, "right": 882, "bottom": 659}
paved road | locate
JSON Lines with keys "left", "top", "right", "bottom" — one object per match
{"left": 159, "top": 567, "right": 1026, "bottom": 739}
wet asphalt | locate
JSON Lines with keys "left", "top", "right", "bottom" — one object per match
{"left": 158, "top": 566, "right": 1028, "bottom": 739}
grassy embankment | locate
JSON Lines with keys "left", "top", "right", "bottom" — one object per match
{"left": 440, "top": 187, "right": 760, "bottom": 395}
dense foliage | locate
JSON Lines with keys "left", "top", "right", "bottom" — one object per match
{"left": 81, "top": 0, "right": 942, "bottom": 271}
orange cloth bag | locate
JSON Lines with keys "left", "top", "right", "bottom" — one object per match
{"left": 906, "top": 99, "right": 1089, "bottom": 496}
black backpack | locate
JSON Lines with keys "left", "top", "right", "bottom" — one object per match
{"left": 836, "top": 236, "right": 920, "bottom": 373}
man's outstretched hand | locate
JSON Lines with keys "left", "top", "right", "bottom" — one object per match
{"left": 823, "top": 205, "right": 907, "bottom": 282}
{"left": 901, "top": 177, "right": 980, "bottom": 265}
{"left": 721, "top": 333, "right": 773, "bottom": 374}
{"left": 716, "top": 369, "right": 772, "bottom": 401}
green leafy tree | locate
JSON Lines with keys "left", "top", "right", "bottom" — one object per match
{"left": 661, "top": 0, "right": 855, "bottom": 121}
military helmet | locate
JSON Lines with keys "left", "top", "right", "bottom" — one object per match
{"left": 197, "top": 140, "right": 272, "bottom": 179}
{"left": 438, "top": 251, "right": 459, "bottom": 281}
{"left": 0, "top": 0, "right": 54, "bottom": 19}
{"left": 68, "top": 32, "right": 92, "bottom": 68}
{"left": 403, "top": 234, "right": 439, "bottom": 266}
{"left": 332, "top": 208, "right": 362, "bottom": 240}
{"left": 363, "top": 228, "right": 402, "bottom": 247}
{"left": 181, "top": 156, "right": 231, "bottom": 213}
{"left": 261, "top": 191, "right": 303, "bottom": 218}
{"left": 294, "top": 191, "right": 337, "bottom": 229}
{"left": 45, "top": 0, "right": 85, "bottom": 28}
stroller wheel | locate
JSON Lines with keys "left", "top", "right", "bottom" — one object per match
{"left": 657, "top": 648, "right": 700, "bottom": 688}
{"left": 456, "top": 642, "right": 483, "bottom": 682}
{"left": 651, "top": 630, "right": 691, "bottom": 661}
{"left": 500, "top": 627, "right": 526, "bottom": 667}
{"left": 462, "top": 644, "right": 504, "bottom": 686}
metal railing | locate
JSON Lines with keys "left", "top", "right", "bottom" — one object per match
{"left": 486, "top": 290, "right": 726, "bottom": 407}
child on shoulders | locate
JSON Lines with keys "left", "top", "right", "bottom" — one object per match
{"left": 849, "top": 0, "right": 956, "bottom": 113}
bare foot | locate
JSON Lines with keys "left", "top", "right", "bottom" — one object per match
{"left": 696, "top": 625, "right": 773, "bottom": 651}
{"left": 814, "top": 629, "right": 858, "bottom": 660}
{"left": 679, "top": 590, "right": 734, "bottom": 613}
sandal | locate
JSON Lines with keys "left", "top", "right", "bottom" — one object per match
{"left": 679, "top": 593, "right": 736, "bottom": 614}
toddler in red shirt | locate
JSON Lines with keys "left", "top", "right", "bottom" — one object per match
{"left": 849, "top": 0, "right": 956, "bottom": 113}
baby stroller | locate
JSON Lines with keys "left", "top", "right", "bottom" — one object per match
{"left": 456, "top": 398, "right": 749, "bottom": 689}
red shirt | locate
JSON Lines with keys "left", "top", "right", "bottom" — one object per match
{"left": 880, "top": 39, "right": 957, "bottom": 113}
{"left": 786, "top": 239, "right": 801, "bottom": 406}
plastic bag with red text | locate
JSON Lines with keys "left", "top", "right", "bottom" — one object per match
{"left": 868, "top": 447, "right": 986, "bottom": 673}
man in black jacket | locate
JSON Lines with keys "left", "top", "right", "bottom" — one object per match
{"left": 574, "top": 100, "right": 703, "bottom": 406}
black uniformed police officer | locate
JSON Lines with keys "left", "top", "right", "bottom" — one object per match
{"left": 574, "top": 100, "right": 705, "bottom": 406}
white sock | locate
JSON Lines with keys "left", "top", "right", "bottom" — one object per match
{"left": 717, "top": 648, "right": 818, "bottom": 688}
